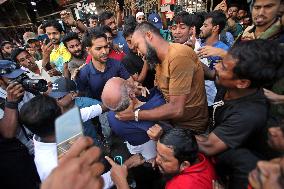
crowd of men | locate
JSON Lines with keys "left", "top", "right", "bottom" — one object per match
{"left": 0, "top": 0, "right": 284, "bottom": 189}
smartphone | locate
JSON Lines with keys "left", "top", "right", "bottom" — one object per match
{"left": 55, "top": 106, "right": 83, "bottom": 159}
{"left": 44, "top": 38, "right": 51, "bottom": 45}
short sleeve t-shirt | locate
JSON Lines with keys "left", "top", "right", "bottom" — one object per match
{"left": 212, "top": 89, "right": 269, "bottom": 153}
{"left": 75, "top": 58, "right": 130, "bottom": 100}
{"left": 155, "top": 43, "right": 208, "bottom": 133}
{"left": 50, "top": 42, "right": 71, "bottom": 73}
{"left": 201, "top": 41, "right": 229, "bottom": 70}
{"left": 107, "top": 88, "right": 166, "bottom": 145}
{"left": 68, "top": 51, "right": 88, "bottom": 75}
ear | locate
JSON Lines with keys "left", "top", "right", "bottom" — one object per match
{"left": 145, "top": 31, "right": 153, "bottom": 41}
{"left": 86, "top": 47, "right": 91, "bottom": 54}
{"left": 70, "top": 91, "right": 78, "bottom": 98}
{"left": 180, "top": 161, "right": 191, "bottom": 172}
{"left": 212, "top": 25, "right": 220, "bottom": 34}
{"left": 236, "top": 79, "right": 251, "bottom": 89}
{"left": 129, "top": 90, "right": 136, "bottom": 99}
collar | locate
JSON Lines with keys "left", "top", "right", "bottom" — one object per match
{"left": 181, "top": 153, "right": 208, "bottom": 174}
{"left": 52, "top": 42, "right": 64, "bottom": 53}
{"left": 33, "top": 135, "right": 56, "bottom": 147}
{"left": 88, "top": 59, "right": 111, "bottom": 74}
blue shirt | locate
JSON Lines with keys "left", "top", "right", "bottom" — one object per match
{"left": 76, "top": 58, "right": 130, "bottom": 100}
{"left": 75, "top": 97, "right": 101, "bottom": 144}
{"left": 113, "top": 31, "right": 129, "bottom": 54}
{"left": 201, "top": 41, "right": 229, "bottom": 70}
{"left": 107, "top": 88, "right": 166, "bottom": 146}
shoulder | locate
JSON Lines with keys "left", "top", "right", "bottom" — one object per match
{"left": 215, "top": 41, "right": 229, "bottom": 51}
{"left": 169, "top": 43, "right": 197, "bottom": 61}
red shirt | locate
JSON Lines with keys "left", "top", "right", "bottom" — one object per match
{"left": 166, "top": 153, "right": 217, "bottom": 189}
{"left": 85, "top": 49, "right": 125, "bottom": 64}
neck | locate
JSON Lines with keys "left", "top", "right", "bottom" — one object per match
{"left": 30, "top": 65, "right": 40, "bottom": 74}
{"left": 92, "top": 58, "right": 106, "bottom": 72}
{"left": 61, "top": 101, "right": 75, "bottom": 113}
{"left": 225, "top": 88, "right": 258, "bottom": 100}
{"left": 205, "top": 34, "right": 219, "bottom": 46}
{"left": 132, "top": 98, "right": 145, "bottom": 110}
{"left": 255, "top": 18, "right": 277, "bottom": 37}
{"left": 156, "top": 39, "right": 170, "bottom": 62}
{"left": 53, "top": 43, "right": 60, "bottom": 49}
{"left": 41, "top": 135, "right": 55, "bottom": 143}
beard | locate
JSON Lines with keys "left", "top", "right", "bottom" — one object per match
{"left": 72, "top": 51, "right": 84, "bottom": 59}
{"left": 145, "top": 42, "right": 160, "bottom": 70}
{"left": 160, "top": 168, "right": 180, "bottom": 183}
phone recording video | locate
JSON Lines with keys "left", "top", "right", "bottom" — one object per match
{"left": 55, "top": 106, "right": 83, "bottom": 159}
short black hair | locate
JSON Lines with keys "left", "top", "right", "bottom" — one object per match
{"left": 159, "top": 128, "right": 198, "bottom": 165}
{"left": 99, "top": 11, "right": 114, "bottom": 25}
{"left": 20, "top": 95, "right": 62, "bottom": 138}
{"left": 61, "top": 32, "right": 80, "bottom": 47}
{"left": 42, "top": 20, "right": 63, "bottom": 33}
{"left": 172, "top": 11, "right": 191, "bottom": 26}
{"left": 194, "top": 12, "right": 206, "bottom": 36}
{"left": 100, "top": 25, "right": 113, "bottom": 35}
{"left": 228, "top": 3, "right": 239, "bottom": 9}
{"left": 123, "top": 23, "right": 137, "bottom": 38}
{"left": 89, "top": 14, "right": 98, "bottom": 20}
{"left": 124, "top": 15, "right": 136, "bottom": 26}
{"left": 82, "top": 28, "right": 107, "bottom": 48}
{"left": 172, "top": 12, "right": 203, "bottom": 35}
{"left": 0, "top": 41, "right": 12, "bottom": 49}
{"left": 230, "top": 39, "right": 284, "bottom": 88}
{"left": 10, "top": 48, "right": 27, "bottom": 62}
{"left": 135, "top": 22, "right": 161, "bottom": 37}
{"left": 205, "top": 11, "right": 227, "bottom": 34}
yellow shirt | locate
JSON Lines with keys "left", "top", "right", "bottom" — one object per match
{"left": 50, "top": 42, "right": 71, "bottom": 73}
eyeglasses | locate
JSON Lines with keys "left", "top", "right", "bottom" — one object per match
{"left": 138, "top": 18, "right": 145, "bottom": 21}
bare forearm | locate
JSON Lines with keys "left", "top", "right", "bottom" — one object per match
{"left": 137, "top": 62, "right": 148, "bottom": 83}
{"left": 139, "top": 102, "right": 183, "bottom": 121}
{"left": 196, "top": 135, "right": 228, "bottom": 156}
{"left": 76, "top": 20, "right": 88, "bottom": 33}
{"left": 202, "top": 63, "right": 216, "bottom": 80}
{"left": 117, "top": 11, "right": 123, "bottom": 28}
{"left": 0, "top": 107, "right": 18, "bottom": 138}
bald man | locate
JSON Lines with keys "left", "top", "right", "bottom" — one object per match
{"left": 102, "top": 77, "right": 168, "bottom": 161}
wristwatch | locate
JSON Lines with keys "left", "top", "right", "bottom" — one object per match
{"left": 134, "top": 109, "right": 140, "bottom": 122}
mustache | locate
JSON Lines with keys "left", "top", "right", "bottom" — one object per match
{"left": 100, "top": 54, "right": 108, "bottom": 58}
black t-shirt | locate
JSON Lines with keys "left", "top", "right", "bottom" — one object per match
{"left": 212, "top": 88, "right": 276, "bottom": 158}
{"left": 121, "top": 51, "right": 155, "bottom": 89}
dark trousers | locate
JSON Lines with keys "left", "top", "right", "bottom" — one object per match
{"left": 0, "top": 138, "right": 40, "bottom": 189}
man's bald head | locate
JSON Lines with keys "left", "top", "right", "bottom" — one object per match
{"left": 101, "top": 77, "right": 131, "bottom": 112}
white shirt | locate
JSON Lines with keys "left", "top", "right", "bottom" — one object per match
{"left": 126, "top": 140, "right": 157, "bottom": 161}
{"left": 33, "top": 135, "right": 57, "bottom": 181}
{"left": 80, "top": 104, "right": 103, "bottom": 122}
{"left": 22, "top": 60, "right": 61, "bottom": 83}
{"left": 33, "top": 135, "right": 114, "bottom": 188}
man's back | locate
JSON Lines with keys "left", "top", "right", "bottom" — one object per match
{"left": 155, "top": 43, "right": 208, "bottom": 133}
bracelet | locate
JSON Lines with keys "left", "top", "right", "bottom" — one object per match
{"left": 5, "top": 100, "right": 18, "bottom": 109}
{"left": 134, "top": 109, "right": 140, "bottom": 122}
